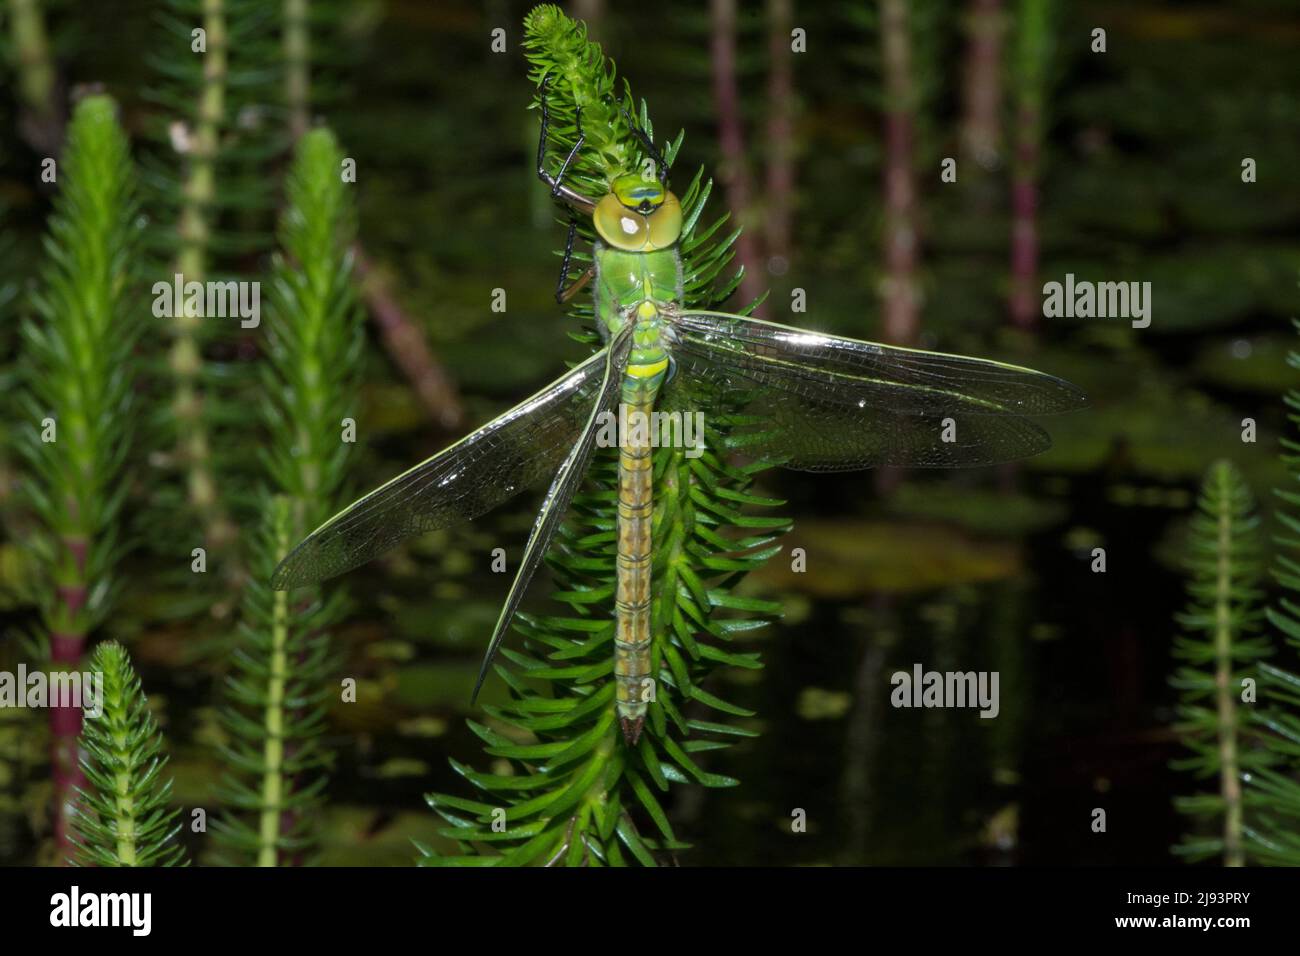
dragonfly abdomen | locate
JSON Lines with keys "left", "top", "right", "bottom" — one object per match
{"left": 614, "top": 350, "right": 664, "bottom": 746}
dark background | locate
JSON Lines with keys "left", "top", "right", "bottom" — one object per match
{"left": 2, "top": 0, "right": 1299, "bottom": 865}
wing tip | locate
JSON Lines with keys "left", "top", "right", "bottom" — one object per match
{"left": 1052, "top": 379, "right": 1091, "bottom": 413}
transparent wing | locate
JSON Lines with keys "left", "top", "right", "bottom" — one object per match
{"left": 471, "top": 323, "right": 634, "bottom": 700}
{"left": 272, "top": 346, "right": 616, "bottom": 590}
{"left": 663, "top": 311, "right": 1087, "bottom": 471}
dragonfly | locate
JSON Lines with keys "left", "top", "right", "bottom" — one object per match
{"left": 272, "top": 78, "right": 1087, "bottom": 746}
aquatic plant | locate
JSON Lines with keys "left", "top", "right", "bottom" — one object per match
{"left": 69, "top": 642, "right": 186, "bottom": 867}
{"left": 142, "top": 0, "right": 280, "bottom": 560}
{"left": 842, "top": 0, "right": 953, "bottom": 343}
{"left": 4, "top": 0, "right": 61, "bottom": 150}
{"left": 1244, "top": 316, "right": 1300, "bottom": 865}
{"left": 419, "top": 5, "right": 788, "bottom": 866}
{"left": 280, "top": 0, "right": 358, "bottom": 140}
{"left": 212, "top": 128, "right": 362, "bottom": 866}
{"left": 15, "top": 94, "right": 141, "bottom": 854}
{"left": 1168, "top": 460, "right": 1268, "bottom": 865}
{"left": 1007, "top": 0, "right": 1054, "bottom": 328}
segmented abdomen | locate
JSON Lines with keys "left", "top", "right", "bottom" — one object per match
{"left": 614, "top": 360, "right": 664, "bottom": 745}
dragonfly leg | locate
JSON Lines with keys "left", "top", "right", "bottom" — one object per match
{"left": 620, "top": 104, "right": 670, "bottom": 184}
{"left": 537, "top": 74, "right": 596, "bottom": 214}
{"left": 554, "top": 217, "right": 595, "bottom": 304}
{"left": 543, "top": 817, "right": 576, "bottom": 867}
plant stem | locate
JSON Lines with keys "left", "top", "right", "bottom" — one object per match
{"left": 284, "top": 0, "right": 311, "bottom": 140}
{"left": 1008, "top": 107, "right": 1039, "bottom": 329}
{"left": 1213, "top": 466, "right": 1244, "bottom": 867}
{"left": 879, "top": 0, "right": 920, "bottom": 345}
{"left": 258, "top": 587, "right": 289, "bottom": 867}
{"left": 960, "top": 0, "right": 1005, "bottom": 171}
{"left": 1009, "top": 0, "right": 1050, "bottom": 329}
{"left": 7, "top": 0, "right": 61, "bottom": 150}
{"left": 353, "top": 246, "right": 463, "bottom": 430}
{"left": 104, "top": 675, "right": 138, "bottom": 866}
{"left": 171, "top": 0, "right": 237, "bottom": 552}
{"left": 50, "top": 630, "right": 85, "bottom": 857}
{"left": 764, "top": 0, "right": 794, "bottom": 273}
{"left": 710, "top": 0, "right": 765, "bottom": 312}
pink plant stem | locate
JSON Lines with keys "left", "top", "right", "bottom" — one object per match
{"left": 1009, "top": 103, "right": 1039, "bottom": 329}
{"left": 50, "top": 604, "right": 87, "bottom": 858}
{"left": 710, "top": 0, "right": 765, "bottom": 312}
{"left": 764, "top": 0, "right": 794, "bottom": 271}
{"left": 960, "top": 0, "right": 1005, "bottom": 170}
{"left": 880, "top": 0, "right": 919, "bottom": 346}
{"left": 353, "top": 245, "right": 463, "bottom": 430}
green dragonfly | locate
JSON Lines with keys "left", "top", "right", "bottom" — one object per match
{"left": 272, "top": 78, "right": 1086, "bottom": 745}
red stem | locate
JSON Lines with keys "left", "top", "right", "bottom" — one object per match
{"left": 1009, "top": 104, "right": 1040, "bottom": 329}
{"left": 710, "top": 0, "right": 765, "bottom": 312}
{"left": 960, "top": 0, "right": 1005, "bottom": 170}
{"left": 880, "top": 0, "right": 920, "bottom": 345}
{"left": 50, "top": 622, "right": 86, "bottom": 858}
{"left": 353, "top": 245, "right": 463, "bottom": 430}
{"left": 764, "top": 0, "right": 794, "bottom": 272}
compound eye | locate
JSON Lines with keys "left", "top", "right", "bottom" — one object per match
{"left": 646, "top": 192, "right": 682, "bottom": 249}
{"left": 594, "top": 193, "right": 649, "bottom": 251}
{"left": 612, "top": 172, "right": 664, "bottom": 211}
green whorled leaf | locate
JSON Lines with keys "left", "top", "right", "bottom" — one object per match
{"left": 1169, "top": 460, "right": 1268, "bottom": 865}
{"left": 1246, "top": 310, "right": 1300, "bottom": 864}
{"left": 18, "top": 96, "right": 141, "bottom": 640}
{"left": 69, "top": 643, "right": 187, "bottom": 867}
{"left": 212, "top": 128, "right": 362, "bottom": 867}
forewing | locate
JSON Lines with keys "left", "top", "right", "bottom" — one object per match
{"left": 663, "top": 311, "right": 1086, "bottom": 471}
{"left": 271, "top": 347, "right": 614, "bottom": 590}
{"left": 471, "top": 323, "right": 634, "bottom": 700}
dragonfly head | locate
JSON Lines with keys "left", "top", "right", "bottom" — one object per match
{"left": 594, "top": 172, "right": 682, "bottom": 252}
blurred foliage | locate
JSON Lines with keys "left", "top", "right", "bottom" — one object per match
{"left": 1248, "top": 318, "right": 1300, "bottom": 865}
{"left": 15, "top": 95, "right": 140, "bottom": 641}
{"left": 1167, "top": 460, "right": 1268, "bottom": 865}
{"left": 139, "top": 0, "right": 281, "bottom": 561}
{"left": 0, "top": 0, "right": 1298, "bottom": 866}
{"left": 212, "top": 129, "right": 362, "bottom": 866}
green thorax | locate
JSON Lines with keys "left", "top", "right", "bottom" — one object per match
{"left": 594, "top": 241, "right": 682, "bottom": 398}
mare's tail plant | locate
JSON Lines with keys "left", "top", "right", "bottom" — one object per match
{"left": 3, "top": 0, "right": 62, "bottom": 150}
{"left": 1168, "top": 460, "right": 1269, "bottom": 865}
{"left": 142, "top": 0, "right": 280, "bottom": 566}
{"left": 419, "top": 5, "right": 788, "bottom": 867}
{"left": 1245, "top": 313, "right": 1300, "bottom": 864}
{"left": 211, "top": 128, "right": 362, "bottom": 866}
{"left": 282, "top": 0, "right": 363, "bottom": 140}
{"left": 16, "top": 95, "right": 141, "bottom": 856}
{"left": 1007, "top": 0, "right": 1056, "bottom": 329}
{"left": 69, "top": 642, "right": 187, "bottom": 866}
